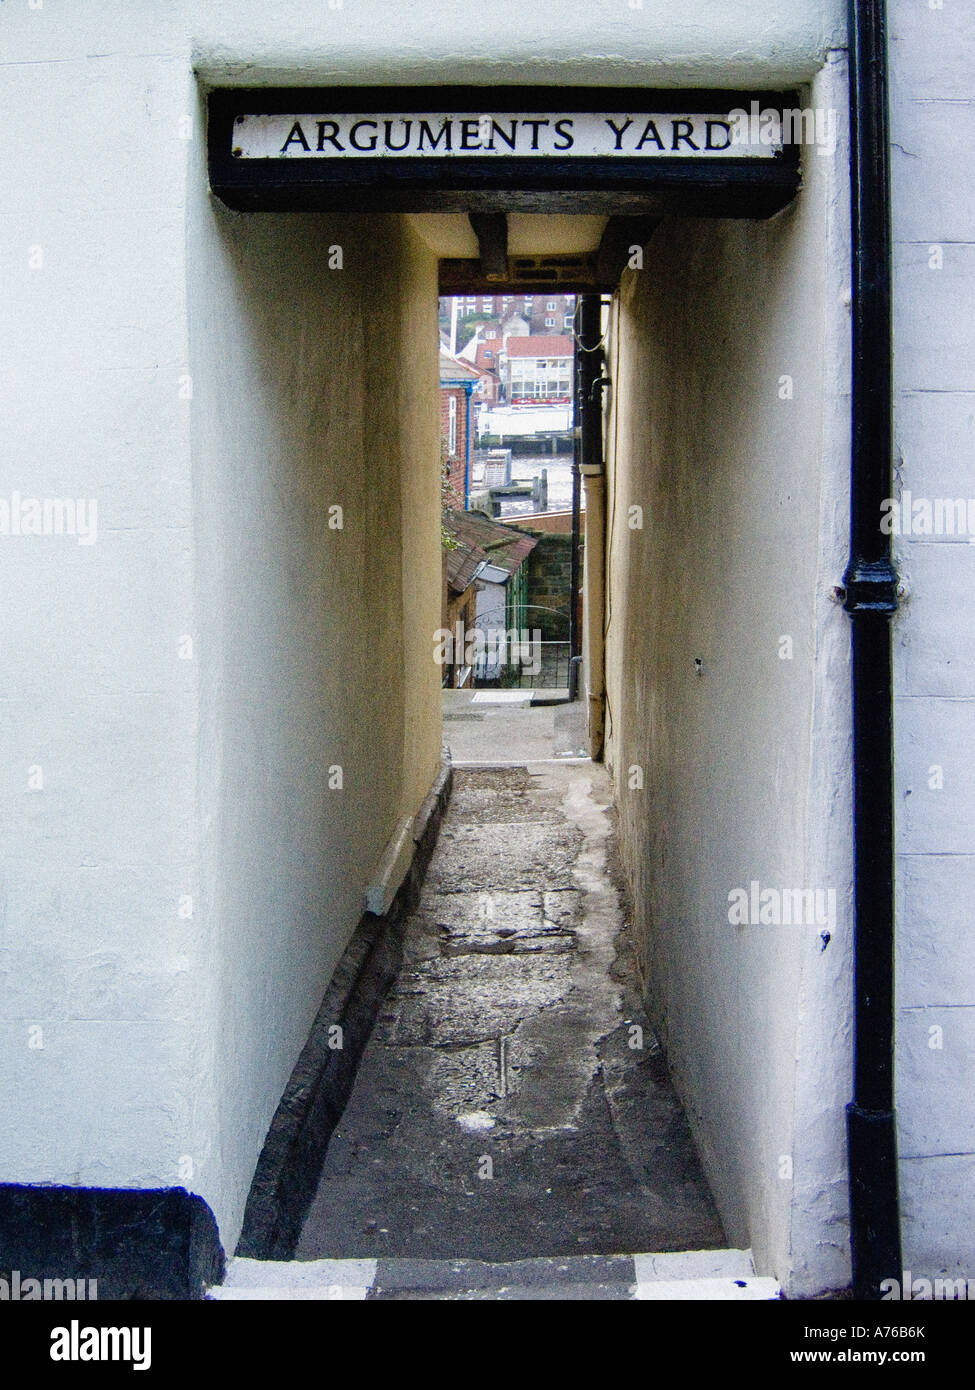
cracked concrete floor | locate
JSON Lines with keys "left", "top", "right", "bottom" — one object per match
{"left": 297, "top": 762, "right": 726, "bottom": 1261}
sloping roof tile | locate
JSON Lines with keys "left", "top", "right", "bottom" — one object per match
{"left": 443, "top": 508, "right": 537, "bottom": 578}
{"left": 504, "top": 335, "right": 574, "bottom": 358}
{"left": 445, "top": 534, "right": 487, "bottom": 594}
{"left": 439, "top": 349, "right": 482, "bottom": 384}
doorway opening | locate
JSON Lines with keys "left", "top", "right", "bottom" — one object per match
{"left": 206, "top": 84, "right": 842, "bottom": 1293}
{"left": 282, "top": 226, "right": 729, "bottom": 1267}
{"left": 440, "top": 280, "right": 589, "bottom": 768}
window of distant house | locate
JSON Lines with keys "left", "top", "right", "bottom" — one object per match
{"left": 508, "top": 355, "right": 572, "bottom": 402}
{"left": 482, "top": 297, "right": 493, "bottom": 310}
{"left": 564, "top": 314, "right": 574, "bottom": 329}
{"left": 485, "top": 350, "right": 493, "bottom": 359}
{"left": 486, "top": 330, "right": 497, "bottom": 338}
{"left": 545, "top": 316, "right": 556, "bottom": 327}
{"left": 546, "top": 301, "right": 557, "bottom": 310}
{"left": 448, "top": 395, "right": 457, "bottom": 456}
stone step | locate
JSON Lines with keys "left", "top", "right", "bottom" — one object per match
{"left": 207, "top": 1248, "right": 781, "bottom": 1301}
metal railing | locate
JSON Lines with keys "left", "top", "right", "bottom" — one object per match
{"left": 474, "top": 640, "right": 571, "bottom": 691}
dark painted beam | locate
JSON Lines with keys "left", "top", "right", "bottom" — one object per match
{"left": 468, "top": 213, "right": 509, "bottom": 282}
{"left": 439, "top": 255, "right": 598, "bottom": 296}
{"left": 595, "top": 215, "right": 663, "bottom": 285}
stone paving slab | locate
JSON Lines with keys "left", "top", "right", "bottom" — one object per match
{"left": 372, "top": 1252, "right": 634, "bottom": 1291}
{"left": 430, "top": 821, "right": 583, "bottom": 892}
{"left": 371, "top": 1281, "right": 636, "bottom": 1301}
{"left": 377, "top": 952, "right": 573, "bottom": 1046}
{"left": 297, "top": 764, "right": 726, "bottom": 1263}
{"left": 447, "top": 771, "right": 566, "bottom": 824}
{"left": 417, "top": 887, "right": 577, "bottom": 957}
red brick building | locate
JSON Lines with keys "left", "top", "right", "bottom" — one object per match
{"left": 439, "top": 350, "right": 480, "bottom": 505}
{"left": 528, "top": 293, "right": 577, "bottom": 335}
{"left": 451, "top": 292, "right": 576, "bottom": 333}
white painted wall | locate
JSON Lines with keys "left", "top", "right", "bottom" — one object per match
{"left": 12, "top": 0, "right": 967, "bottom": 1281}
{"left": 888, "top": 0, "right": 975, "bottom": 1277}
{"left": 189, "top": 0, "right": 844, "bottom": 90}
{"left": 603, "top": 58, "right": 853, "bottom": 1297}
{"left": 0, "top": 8, "right": 202, "bottom": 1205}
{"left": 0, "top": 2, "right": 443, "bottom": 1254}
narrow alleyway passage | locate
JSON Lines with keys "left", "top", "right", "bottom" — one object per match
{"left": 297, "top": 755, "right": 725, "bottom": 1262}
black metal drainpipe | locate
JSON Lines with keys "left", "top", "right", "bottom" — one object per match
{"left": 843, "top": 0, "right": 903, "bottom": 1299}
{"left": 569, "top": 296, "right": 601, "bottom": 700}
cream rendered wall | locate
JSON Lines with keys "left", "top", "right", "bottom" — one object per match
{"left": 185, "top": 183, "right": 442, "bottom": 1245}
{"left": 603, "top": 59, "right": 853, "bottom": 1297}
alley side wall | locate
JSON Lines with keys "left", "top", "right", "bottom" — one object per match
{"left": 603, "top": 57, "right": 854, "bottom": 1297}
{"left": 186, "top": 185, "right": 443, "bottom": 1250}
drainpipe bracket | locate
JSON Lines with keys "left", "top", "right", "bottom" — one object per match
{"left": 842, "top": 558, "right": 899, "bottom": 615}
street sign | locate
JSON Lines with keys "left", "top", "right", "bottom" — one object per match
{"left": 208, "top": 87, "right": 801, "bottom": 217}
{"left": 232, "top": 111, "right": 780, "bottom": 161}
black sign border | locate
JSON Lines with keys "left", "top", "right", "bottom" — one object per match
{"left": 207, "top": 86, "right": 802, "bottom": 217}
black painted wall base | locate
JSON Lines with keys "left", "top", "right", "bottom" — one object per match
{"left": 0, "top": 1186, "right": 224, "bottom": 1300}
{"left": 237, "top": 758, "right": 453, "bottom": 1261}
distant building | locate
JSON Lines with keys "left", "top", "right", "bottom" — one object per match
{"left": 528, "top": 293, "right": 577, "bottom": 335}
{"left": 448, "top": 293, "right": 576, "bottom": 334}
{"left": 502, "top": 335, "right": 574, "bottom": 406}
{"left": 441, "top": 526, "right": 485, "bottom": 688}
{"left": 441, "top": 508, "right": 537, "bottom": 682}
{"left": 439, "top": 350, "right": 481, "bottom": 505}
{"left": 499, "top": 310, "right": 530, "bottom": 341}
{"left": 456, "top": 317, "right": 500, "bottom": 357}
{"left": 472, "top": 363, "right": 501, "bottom": 407}
{"left": 455, "top": 322, "right": 502, "bottom": 404}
